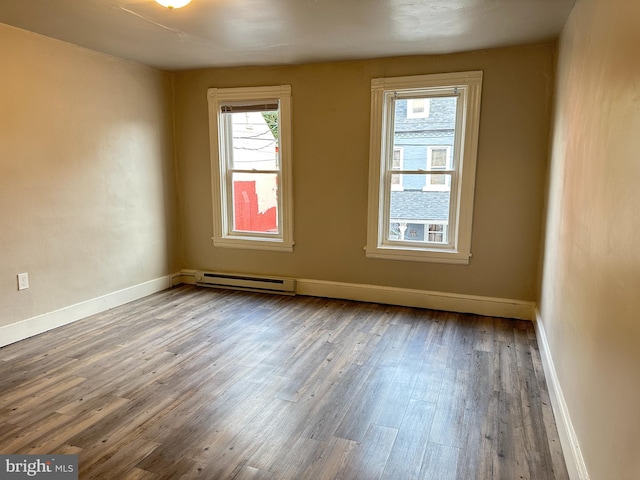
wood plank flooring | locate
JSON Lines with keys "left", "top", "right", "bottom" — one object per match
{"left": 0, "top": 285, "right": 568, "bottom": 479}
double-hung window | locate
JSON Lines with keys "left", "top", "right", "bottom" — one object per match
{"left": 207, "top": 85, "right": 294, "bottom": 252}
{"left": 366, "top": 71, "right": 482, "bottom": 264}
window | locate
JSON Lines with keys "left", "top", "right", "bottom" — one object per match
{"left": 207, "top": 85, "right": 294, "bottom": 252}
{"left": 424, "top": 146, "right": 452, "bottom": 191}
{"left": 366, "top": 71, "right": 483, "bottom": 264}
{"left": 391, "top": 147, "right": 404, "bottom": 191}
{"left": 427, "top": 223, "right": 447, "bottom": 243}
{"left": 406, "top": 98, "right": 430, "bottom": 118}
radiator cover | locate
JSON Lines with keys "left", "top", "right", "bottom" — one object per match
{"left": 195, "top": 271, "right": 296, "bottom": 295}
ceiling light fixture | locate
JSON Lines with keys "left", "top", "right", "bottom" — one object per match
{"left": 155, "top": 0, "right": 192, "bottom": 9}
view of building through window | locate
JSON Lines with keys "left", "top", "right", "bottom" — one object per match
{"left": 389, "top": 96, "right": 457, "bottom": 244}
{"left": 224, "top": 110, "right": 280, "bottom": 234}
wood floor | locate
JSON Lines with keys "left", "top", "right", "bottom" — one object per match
{"left": 0, "top": 285, "right": 568, "bottom": 480}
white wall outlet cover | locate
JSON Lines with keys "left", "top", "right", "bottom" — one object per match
{"left": 17, "top": 272, "right": 29, "bottom": 290}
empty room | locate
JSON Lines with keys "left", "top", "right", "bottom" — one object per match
{"left": 1, "top": 0, "right": 638, "bottom": 479}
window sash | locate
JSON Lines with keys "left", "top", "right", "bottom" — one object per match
{"left": 220, "top": 106, "right": 282, "bottom": 238}
{"left": 380, "top": 93, "right": 465, "bottom": 249}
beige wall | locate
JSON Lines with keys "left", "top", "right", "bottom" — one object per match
{"left": 175, "top": 44, "right": 555, "bottom": 301}
{"left": 0, "top": 24, "right": 179, "bottom": 328}
{"left": 540, "top": 0, "right": 640, "bottom": 478}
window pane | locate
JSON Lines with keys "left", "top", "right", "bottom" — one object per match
{"left": 226, "top": 110, "right": 279, "bottom": 171}
{"left": 232, "top": 172, "right": 279, "bottom": 234}
{"left": 389, "top": 174, "right": 450, "bottom": 243}
{"left": 393, "top": 97, "right": 457, "bottom": 173}
{"left": 389, "top": 96, "right": 456, "bottom": 242}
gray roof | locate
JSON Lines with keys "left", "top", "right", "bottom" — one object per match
{"left": 390, "top": 190, "right": 450, "bottom": 221}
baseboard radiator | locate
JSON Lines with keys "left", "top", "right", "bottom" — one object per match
{"left": 195, "top": 271, "right": 296, "bottom": 295}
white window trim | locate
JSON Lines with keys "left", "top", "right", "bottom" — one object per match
{"left": 365, "top": 71, "right": 483, "bottom": 264}
{"left": 207, "top": 85, "right": 294, "bottom": 252}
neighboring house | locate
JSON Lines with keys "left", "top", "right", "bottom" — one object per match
{"left": 391, "top": 97, "right": 457, "bottom": 243}
{"left": 230, "top": 111, "right": 279, "bottom": 233}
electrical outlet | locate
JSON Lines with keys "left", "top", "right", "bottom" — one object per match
{"left": 17, "top": 272, "right": 29, "bottom": 290}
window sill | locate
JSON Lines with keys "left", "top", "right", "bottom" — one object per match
{"left": 364, "top": 245, "right": 470, "bottom": 264}
{"left": 212, "top": 237, "right": 294, "bottom": 252}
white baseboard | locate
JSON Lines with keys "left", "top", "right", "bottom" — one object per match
{"left": 5, "top": 271, "right": 530, "bottom": 350}
{"left": 534, "top": 309, "right": 590, "bottom": 480}
{"left": 170, "top": 269, "right": 197, "bottom": 286}
{"left": 0, "top": 274, "right": 176, "bottom": 348}
{"left": 174, "top": 271, "right": 533, "bottom": 320}
{"left": 295, "top": 278, "right": 535, "bottom": 320}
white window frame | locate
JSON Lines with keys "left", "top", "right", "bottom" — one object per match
{"left": 366, "top": 71, "right": 483, "bottom": 264}
{"left": 207, "top": 85, "right": 294, "bottom": 252}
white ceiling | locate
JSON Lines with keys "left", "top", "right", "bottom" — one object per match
{"left": 0, "top": 0, "right": 576, "bottom": 71}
